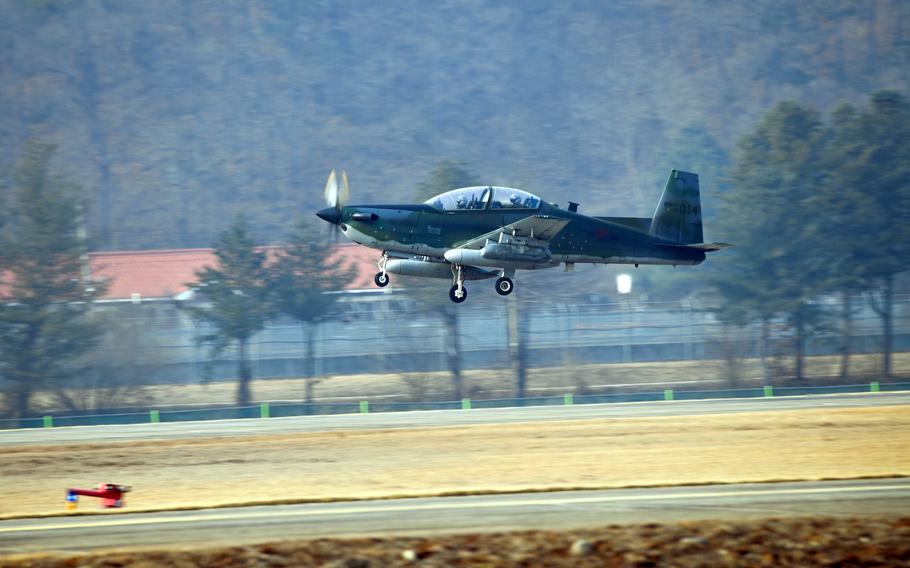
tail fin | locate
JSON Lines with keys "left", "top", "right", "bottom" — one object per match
{"left": 650, "top": 170, "right": 703, "bottom": 244}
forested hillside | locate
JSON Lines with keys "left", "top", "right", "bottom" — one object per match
{"left": 1, "top": 0, "right": 908, "bottom": 250}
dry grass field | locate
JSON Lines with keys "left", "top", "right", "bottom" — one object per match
{"left": 1, "top": 405, "right": 908, "bottom": 519}
{"left": 22, "top": 351, "right": 903, "bottom": 410}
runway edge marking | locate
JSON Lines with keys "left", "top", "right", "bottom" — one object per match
{"left": 3, "top": 482, "right": 909, "bottom": 534}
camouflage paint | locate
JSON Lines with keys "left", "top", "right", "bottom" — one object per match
{"left": 650, "top": 170, "right": 703, "bottom": 244}
{"left": 326, "top": 170, "right": 715, "bottom": 270}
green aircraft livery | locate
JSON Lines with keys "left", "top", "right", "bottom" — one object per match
{"left": 316, "top": 169, "right": 729, "bottom": 303}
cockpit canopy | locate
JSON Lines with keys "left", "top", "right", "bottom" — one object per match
{"left": 425, "top": 186, "right": 541, "bottom": 211}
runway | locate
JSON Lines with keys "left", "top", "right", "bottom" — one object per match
{"left": 2, "top": 391, "right": 908, "bottom": 446}
{"left": 1, "top": 478, "right": 908, "bottom": 554}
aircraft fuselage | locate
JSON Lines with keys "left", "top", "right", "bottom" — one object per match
{"left": 334, "top": 202, "right": 705, "bottom": 268}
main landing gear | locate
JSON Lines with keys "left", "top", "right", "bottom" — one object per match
{"left": 374, "top": 251, "right": 516, "bottom": 303}
{"left": 448, "top": 284, "right": 467, "bottom": 303}
{"left": 447, "top": 266, "right": 515, "bottom": 303}
{"left": 374, "top": 252, "right": 389, "bottom": 288}
{"left": 495, "top": 276, "right": 513, "bottom": 296}
{"left": 449, "top": 264, "right": 467, "bottom": 303}
{"left": 494, "top": 269, "right": 516, "bottom": 298}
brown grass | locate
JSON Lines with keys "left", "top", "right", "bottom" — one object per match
{"left": 20, "top": 351, "right": 907, "bottom": 411}
{"left": 1, "top": 405, "right": 908, "bottom": 519}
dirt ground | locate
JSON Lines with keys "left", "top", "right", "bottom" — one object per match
{"left": 1, "top": 405, "right": 908, "bottom": 519}
{"left": 5, "top": 516, "right": 910, "bottom": 567}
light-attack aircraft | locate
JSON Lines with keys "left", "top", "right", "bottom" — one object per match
{"left": 316, "top": 169, "right": 729, "bottom": 303}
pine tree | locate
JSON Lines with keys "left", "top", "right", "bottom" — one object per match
{"left": 827, "top": 91, "right": 910, "bottom": 378}
{"left": 821, "top": 102, "right": 873, "bottom": 380}
{"left": 0, "top": 142, "right": 106, "bottom": 422}
{"left": 709, "top": 103, "right": 833, "bottom": 384}
{"left": 183, "top": 215, "right": 272, "bottom": 406}
{"left": 269, "top": 219, "right": 356, "bottom": 405}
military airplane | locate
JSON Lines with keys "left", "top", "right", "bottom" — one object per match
{"left": 316, "top": 169, "right": 729, "bottom": 303}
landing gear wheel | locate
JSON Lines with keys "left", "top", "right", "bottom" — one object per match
{"left": 449, "top": 284, "right": 467, "bottom": 303}
{"left": 374, "top": 252, "right": 390, "bottom": 287}
{"left": 495, "top": 277, "right": 514, "bottom": 296}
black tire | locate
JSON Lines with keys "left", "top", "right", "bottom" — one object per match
{"left": 374, "top": 272, "right": 390, "bottom": 287}
{"left": 495, "top": 277, "right": 514, "bottom": 296}
{"left": 448, "top": 285, "right": 467, "bottom": 303}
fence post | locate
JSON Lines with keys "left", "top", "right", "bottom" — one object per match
{"left": 564, "top": 393, "right": 574, "bottom": 406}
{"left": 664, "top": 389, "right": 674, "bottom": 401}
{"left": 43, "top": 416, "right": 53, "bottom": 428}
{"left": 150, "top": 410, "right": 160, "bottom": 424}
{"left": 260, "top": 402, "right": 270, "bottom": 419}
{"left": 461, "top": 398, "right": 472, "bottom": 410}
{"left": 360, "top": 400, "right": 369, "bottom": 414}
{"left": 763, "top": 385, "right": 774, "bottom": 398}
{"left": 870, "top": 381, "right": 880, "bottom": 393}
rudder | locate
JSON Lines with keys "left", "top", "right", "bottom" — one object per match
{"left": 650, "top": 170, "right": 703, "bottom": 244}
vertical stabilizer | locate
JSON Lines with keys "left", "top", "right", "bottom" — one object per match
{"left": 650, "top": 170, "right": 703, "bottom": 244}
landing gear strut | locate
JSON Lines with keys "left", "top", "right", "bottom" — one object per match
{"left": 374, "top": 252, "right": 389, "bottom": 287}
{"left": 449, "top": 264, "right": 467, "bottom": 303}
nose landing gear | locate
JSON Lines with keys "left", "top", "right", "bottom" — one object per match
{"left": 374, "top": 252, "right": 390, "bottom": 287}
{"left": 449, "top": 264, "right": 467, "bottom": 303}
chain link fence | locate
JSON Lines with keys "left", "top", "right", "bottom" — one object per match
{"left": 3, "top": 381, "right": 907, "bottom": 430}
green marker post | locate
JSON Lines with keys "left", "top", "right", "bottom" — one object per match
{"left": 764, "top": 385, "right": 774, "bottom": 398}
{"left": 260, "top": 402, "right": 270, "bottom": 419}
{"left": 43, "top": 415, "right": 53, "bottom": 428}
{"left": 359, "top": 400, "right": 369, "bottom": 414}
{"left": 461, "top": 398, "right": 472, "bottom": 410}
{"left": 150, "top": 410, "right": 160, "bottom": 424}
{"left": 870, "top": 381, "right": 880, "bottom": 393}
{"left": 664, "top": 389, "right": 674, "bottom": 401}
{"left": 563, "top": 393, "right": 574, "bottom": 406}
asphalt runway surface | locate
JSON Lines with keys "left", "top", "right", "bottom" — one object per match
{"left": 1, "top": 478, "right": 908, "bottom": 554}
{"left": 2, "top": 391, "right": 908, "bottom": 446}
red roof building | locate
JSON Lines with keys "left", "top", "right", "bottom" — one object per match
{"left": 85, "top": 244, "right": 378, "bottom": 302}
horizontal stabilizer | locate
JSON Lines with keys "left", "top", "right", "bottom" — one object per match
{"left": 657, "top": 241, "right": 732, "bottom": 252}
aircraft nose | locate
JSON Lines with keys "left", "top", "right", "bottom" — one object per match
{"left": 316, "top": 207, "right": 341, "bottom": 225}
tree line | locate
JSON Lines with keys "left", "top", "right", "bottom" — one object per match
{"left": 1, "top": 89, "right": 908, "bottom": 418}
{"left": 2, "top": 1, "right": 906, "bottom": 251}
{"left": 0, "top": 143, "right": 355, "bottom": 419}
{"left": 707, "top": 90, "right": 910, "bottom": 384}
{"left": 181, "top": 214, "right": 355, "bottom": 408}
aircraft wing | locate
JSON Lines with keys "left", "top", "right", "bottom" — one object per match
{"left": 457, "top": 215, "right": 570, "bottom": 249}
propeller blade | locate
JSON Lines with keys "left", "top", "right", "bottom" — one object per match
{"left": 340, "top": 170, "right": 350, "bottom": 207}
{"left": 324, "top": 169, "right": 339, "bottom": 208}
{"left": 325, "top": 222, "right": 341, "bottom": 244}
